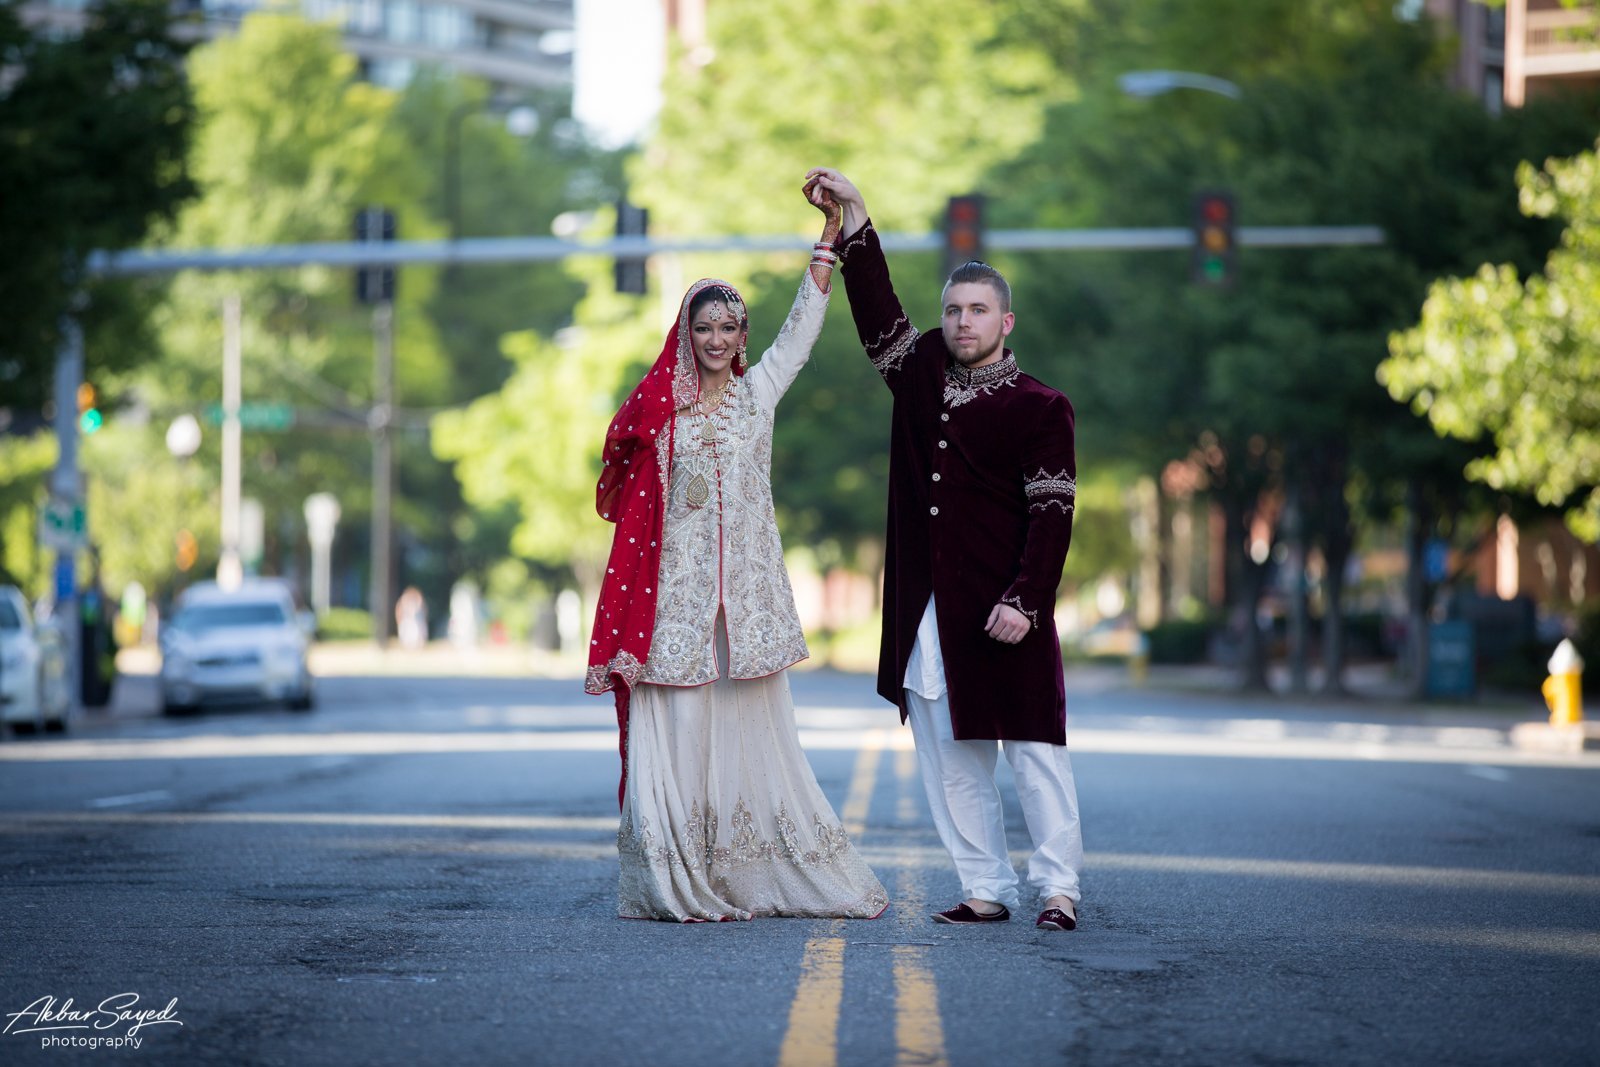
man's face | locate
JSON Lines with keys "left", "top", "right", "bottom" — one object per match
{"left": 940, "top": 282, "right": 1014, "bottom": 367}
{"left": 688, "top": 299, "right": 746, "bottom": 378}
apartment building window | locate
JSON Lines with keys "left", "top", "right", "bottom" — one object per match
{"left": 385, "top": 0, "right": 419, "bottom": 44}
{"left": 346, "top": 0, "right": 382, "bottom": 36}
{"left": 421, "top": 4, "right": 465, "bottom": 49}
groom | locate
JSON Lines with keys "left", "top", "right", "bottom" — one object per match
{"left": 806, "top": 168, "right": 1084, "bottom": 931}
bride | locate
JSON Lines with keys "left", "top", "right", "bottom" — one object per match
{"left": 586, "top": 181, "right": 887, "bottom": 922}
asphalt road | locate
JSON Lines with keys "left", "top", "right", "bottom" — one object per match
{"left": 1, "top": 667, "right": 1596, "bottom": 1065}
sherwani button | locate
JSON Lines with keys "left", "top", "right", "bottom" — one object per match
{"left": 941, "top": 413, "right": 950, "bottom": 422}
{"left": 938, "top": 440, "right": 948, "bottom": 449}
{"left": 932, "top": 473, "right": 941, "bottom": 482}
{"left": 930, "top": 506, "right": 939, "bottom": 516}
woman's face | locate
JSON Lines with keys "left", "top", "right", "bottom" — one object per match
{"left": 688, "top": 297, "right": 745, "bottom": 379}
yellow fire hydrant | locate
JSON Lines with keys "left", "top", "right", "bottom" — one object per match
{"left": 1541, "top": 638, "right": 1584, "bottom": 727}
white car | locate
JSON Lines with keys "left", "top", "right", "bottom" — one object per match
{"left": 160, "top": 580, "right": 314, "bottom": 715}
{"left": 1, "top": 584, "right": 71, "bottom": 732}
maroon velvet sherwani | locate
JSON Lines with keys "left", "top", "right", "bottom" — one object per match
{"left": 839, "top": 221, "right": 1077, "bottom": 743}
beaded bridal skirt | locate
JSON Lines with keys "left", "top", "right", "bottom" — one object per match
{"left": 617, "top": 658, "right": 888, "bottom": 923}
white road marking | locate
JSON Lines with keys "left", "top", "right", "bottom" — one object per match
{"left": 86, "top": 790, "right": 173, "bottom": 809}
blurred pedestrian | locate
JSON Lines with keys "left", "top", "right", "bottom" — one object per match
{"left": 586, "top": 185, "right": 886, "bottom": 923}
{"left": 807, "top": 167, "right": 1083, "bottom": 932}
{"left": 396, "top": 586, "right": 427, "bottom": 649}
{"left": 448, "top": 580, "right": 480, "bottom": 648}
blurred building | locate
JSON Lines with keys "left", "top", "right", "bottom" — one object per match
{"left": 1428, "top": 0, "right": 1600, "bottom": 110}
{"left": 19, "top": 0, "right": 574, "bottom": 95}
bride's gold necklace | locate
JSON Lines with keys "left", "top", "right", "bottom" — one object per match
{"left": 682, "top": 377, "right": 733, "bottom": 509}
{"left": 684, "top": 377, "right": 734, "bottom": 443}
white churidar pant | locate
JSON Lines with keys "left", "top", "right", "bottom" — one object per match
{"left": 903, "top": 597, "right": 1083, "bottom": 910}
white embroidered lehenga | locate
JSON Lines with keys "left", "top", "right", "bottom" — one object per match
{"left": 616, "top": 275, "right": 888, "bottom": 922}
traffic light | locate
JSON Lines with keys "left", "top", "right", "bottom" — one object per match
{"left": 1191, "top": 191, "right": 1237, "bottom": 286}
{"left": 354, "top": 207, "right": 397, "bottom": 304}
{"left": 77, "top": 382, "right": 102, "bottom": 435}
{"left": 944, "top": 194, "right": 985, "bottom": 277}
{"left": 614, "top": 200, "right": 649, "bottom": 295}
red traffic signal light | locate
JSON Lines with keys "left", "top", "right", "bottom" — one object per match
{"left": 944, "top": 194, "right": 985, "bottom": 275}
{"left": 1191, "top": 191, "right": 1237, "bottom": 286}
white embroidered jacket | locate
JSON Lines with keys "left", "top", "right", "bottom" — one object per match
{"left": 640, "top": 274, "right": 826, "bottom": 686}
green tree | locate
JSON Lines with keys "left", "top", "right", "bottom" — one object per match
{"left": 432, "top": 243, "right": 659, "bottom": 600}
{"left": 0, "top": 0, "right": 195, "bottom": 408}
{"left": 1382, "top": 141, "right": 1600, "bottom": 542}
{"left": 0, "top": 433, "right": 58, "bottom": 595}
{"left": 988, "top": 0, "right": 1600, "bottom": 689}
{"left": 390, "top": 73, "right": 623, "bottom": 402}
{"left": 632, "top": 0, "right": 1073, "bottom": 565}
{"left": 130, "top": 11, "right": 447, "bottom": 607}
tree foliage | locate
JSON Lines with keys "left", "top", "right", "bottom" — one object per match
{"left": 0, "top": 0, "right": 196, "bottom": 407}
{"left": 432, "top": 241, "right": 659, "bottom": 588}
{"left": 1383, "top": 142, "right": 1600, "bottom": 540}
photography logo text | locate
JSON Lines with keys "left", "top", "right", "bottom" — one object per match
{"left": 4, "top": 993, "right": 183, "bottom": 1051}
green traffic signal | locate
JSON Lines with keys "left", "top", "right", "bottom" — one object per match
{"left": 79, "top": 408, "right": 103, "bottom": 434}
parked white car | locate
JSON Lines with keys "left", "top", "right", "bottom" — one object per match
{"left": 1, "top": 584, "right": 72, "bottom": 732}
{"left": 160, "top": 580, "right": 314, "bottom": 715}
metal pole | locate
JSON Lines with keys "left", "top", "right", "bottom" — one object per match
{"left": 218, "top": 293, "right": 244, "bottom": 590}
{"left": 369, "top": 300, "right": 394, "bottom": 647}
{"left": 1285, "top": 482, "right": 1309, "bottom": 694}
{"left": 445, "top": 102, "right": 474, "bottom": 244}
{"left": 84, "top": 226, "right": 1390, "bottom": 276}
{"left": 50, "top": 310, "right": 84, "bottom": 728}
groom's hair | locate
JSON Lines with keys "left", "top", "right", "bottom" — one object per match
{"left": 944, "top": 260, "right": 1011, "bottom": 313}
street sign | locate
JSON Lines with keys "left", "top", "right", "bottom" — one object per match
{"left": 54, "top": 557, "right": 76, "bottom": 601}
{"left": 39, "top": 496, "right": 87, "bottom": 551}
{"left": 202, "top": 402, "right": 296, "bottom": 430}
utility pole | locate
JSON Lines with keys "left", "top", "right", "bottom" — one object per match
{"left": 369, "top": 298, "right": 394, "bottom": 648}
{"left": 49, "top": 303, "right": 85, "bottom": 727}
{"left": 218, "top": 293, "right": 244, "bottom": 590}
{"left": 355, "top": 207, "right": 397, "bottom": 648}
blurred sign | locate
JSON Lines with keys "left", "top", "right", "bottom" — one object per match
{"left": 203, "top": 402, "right": 295, "bottom": 430}
{"left": 39, "top": 496, "right": 86, "bottom": 551}
{"left": 240, "top": 498, "right": 264, "bottom": 572}
{"left": 304, "top": 492, "right": 341, "bottom": 547}
{"left": 1424, "top": 538, "right": 1450, "bottom": 583}
{"left": 54, "top": 557, "right": 75, "bottom": 602}
{"left": 1425, "top": 620, "right": 1476, "bottom": 698}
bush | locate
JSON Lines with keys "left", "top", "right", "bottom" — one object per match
{"left": 1143, "top": 619, "right": 1213, "bottom": 664}
{"left": 317, "top": 607, "right": 373, "bottom": 641}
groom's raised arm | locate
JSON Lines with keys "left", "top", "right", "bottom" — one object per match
{"left": 806, "top": 168, "right": 922, "bottom": 390}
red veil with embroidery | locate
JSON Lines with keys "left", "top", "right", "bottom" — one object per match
{"left": 586, "top": 278, "right": 747, "bottom": 806}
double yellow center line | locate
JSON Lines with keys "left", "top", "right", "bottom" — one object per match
{"left": 777, "top": 735, "right": 948, "bottom": 1067}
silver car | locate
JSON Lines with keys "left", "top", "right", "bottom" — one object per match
{"left": 160, "top": 580, "right": 314, "bottom": 715}
{"left": 1, "top": 585, "right": 72, "bottom": 733}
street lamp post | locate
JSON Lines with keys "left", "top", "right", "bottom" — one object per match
{"left": 1118, "top": 69, "right": 1244, "bottom": 100}
{"left": 444, "top": 102, "right": 540, "bottom": 242}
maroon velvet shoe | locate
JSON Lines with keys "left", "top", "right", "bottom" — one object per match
{"left": 931, "top": 902, "right": 1010, "bottom": 924}
{"left": 1035, "top": 906, "right": 1077, "bottom": 931}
